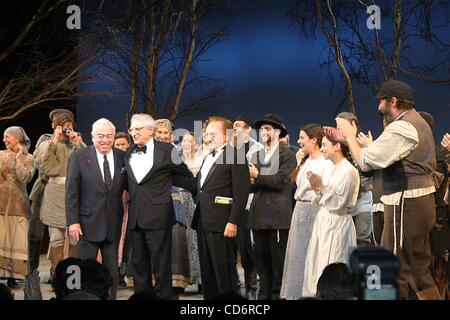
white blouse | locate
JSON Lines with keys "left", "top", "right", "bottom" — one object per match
{"left": 294, "top": 156, "right": 334, "bottom": 202}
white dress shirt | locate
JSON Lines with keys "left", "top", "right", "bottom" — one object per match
{"left": 129, "top": 139, "right": 154, "bottom": 183}
{"left": 264, "top": 142, "right": 279, "bottom": 163}
{"left": 199, "top": 144, "right": 226, "bottom": 188}
{"left": 96, "top": 149, "right": 114, "bottom": 182}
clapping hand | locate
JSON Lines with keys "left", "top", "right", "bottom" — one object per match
{"left": 306, "top": 170, "right": 323, "bottom": 193}
{"left": 335, "top": 118, "right": 358, "bottom": 141}
{"left": 356, "top": 131, "right": 373, "bottom": 148}
{"left": 442, "top": 133, "right": 450, "bottom": 152}
{"left": 249, "top": 162, "right": 259, "bottom": 180}
{"left": 323, "top": 126, "right": 347, "bottom": 145}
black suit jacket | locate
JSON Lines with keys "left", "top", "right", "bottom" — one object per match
{"left": 249, "top": 143, "right": 297, "bottom": 230}
{"left": 125, "top": 140, "right": 196, "bottom": 231}
{"left": 66, "top": 146, "right": 127, "bottom": 242}
{"left": 192, "top": 144, "right": 251, "bottom": 232}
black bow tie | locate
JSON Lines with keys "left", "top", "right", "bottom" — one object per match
{"left": 133, "top": 145, "right": 147, "bottom": 154}
{"left": 209, "top": 145, "right": 226, "bottom": 157}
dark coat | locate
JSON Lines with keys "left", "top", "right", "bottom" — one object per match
{"left": 65, "top": 146, "right": 127, "bottom": 242}
{"left": 125, "top": 140, "right": 196, "bottom": 231}
{"left": 249, "top": 143, "right": 297, "bottom": 230}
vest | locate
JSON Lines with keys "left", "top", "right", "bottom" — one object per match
{"left": 381, "top": 109, "right": 436, "bottom": 194}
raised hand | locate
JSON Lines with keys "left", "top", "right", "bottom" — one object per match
{"left": 356, "top": 130, "right": 373, "bottom": 148}
{"left": 335, "top": 117, "right": 358, "bottom": 140}
{"left": 442, "top": 133, "right": 450, "bottom": 152}
{"left": 323, "top": 126, "right": 347, "bottom": 145}
{"left": 52, "top": 126, "right": 64, "bottom": 144}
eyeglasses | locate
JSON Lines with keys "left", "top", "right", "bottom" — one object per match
{"left": 129, "top": 127, "right": 148, "bottom": 134}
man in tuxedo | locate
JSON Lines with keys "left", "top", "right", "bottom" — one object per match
{"left": 192, "top": 116, "right": 251, "bottom": 300}
{"left": 249, "top": 113, "right": 297, "bottom": 300}
{"left": 125, "top": 113, "right": 196, "bottom": 299}
{"left": 66, "top": 118, "right": 127, "bottom": 299}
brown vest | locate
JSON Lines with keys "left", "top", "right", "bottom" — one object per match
{"left": 381, "top": 109, "right": 436, "bottom": 194}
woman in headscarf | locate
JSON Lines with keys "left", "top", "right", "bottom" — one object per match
{"left": 0, "top": 126, "right": 34, "bottom": 288}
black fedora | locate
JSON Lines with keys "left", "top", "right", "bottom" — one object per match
{"left": 234, "top": 115, "right": 254, "bottom": 128}
{"left": 254, "top": 113, "right": 288, "bottom": 138}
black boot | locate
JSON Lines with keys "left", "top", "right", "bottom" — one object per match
{"left": 29, "top": 240, "right": 41, "bottom": 272}
{"left": 173, "top": 287, "right": 185, "bottom": 300}
{"left": 244, "top": 268, "right": 258, "bottom": 300}
{"left": 7, "top": 278, "right": 18, "bottom": 289}
{"left": 118, "top": 273, "right": 127, "bottom": 287}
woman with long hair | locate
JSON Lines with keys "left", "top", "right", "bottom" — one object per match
{"left": 180, "top": 132, "right": 203, "bottom": 290}
{"left": 302, "top": 132, "right": 360, "bottom": 297}
{"left": 280, "top": 124, "right": 333, "bottom": 299}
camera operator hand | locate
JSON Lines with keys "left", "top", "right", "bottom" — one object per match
{"left": 52, "top": 126, "right": 64, "bottom": 144}
{"left": 69, "top": 129, "right": 78, "bottom": 142}
{"left": 52, "top": 126, "right": 70, "bottom": 145}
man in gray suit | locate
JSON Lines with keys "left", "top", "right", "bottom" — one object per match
{"left": 66, "top": 118, "right": 127, "bottom": 299}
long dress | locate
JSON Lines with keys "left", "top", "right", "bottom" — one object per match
{"left": 171, "top": 186, "right": 191, "bottom": 289}
{"left": 184, "top": 155, "right": 203, "bottom": 285}
{"left": 0, "top": 150, "right": 34, "bottom": 280}
{"left": 171, "top": 153, "right": 203, "bottom": 288}
{"left": 302, "top": 158, "right": 360, "bottom": 297}
{"left": 280, "top": 156, "right": 333, "bottom": 299}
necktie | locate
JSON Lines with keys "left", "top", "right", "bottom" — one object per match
{"left": 103, "top": 155, "right": 112, "bottom": 187}
{"left": 133, "top": 145, "right": 147, "bottom": 154}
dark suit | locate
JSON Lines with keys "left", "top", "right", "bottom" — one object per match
{"left": 237, "top": 140, "right": 260, "bottom": 297}
{"left": 249, "top": 143, "right": 297, "bottom": 300}
{"left": 192, "top": 144, "right": 250, "bottom": 299}
{"left": 125, "top": 140, "right": 196, "bottom": 299}
{"left": 66, "top": 146, "right": 127, "bottom": 299}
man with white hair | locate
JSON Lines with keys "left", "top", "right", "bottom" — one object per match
{"left": 125, "top": 113, "right": 196, "bottom": 299}
{"left": 66, "top": 118, "right": 128, "bottom": 299}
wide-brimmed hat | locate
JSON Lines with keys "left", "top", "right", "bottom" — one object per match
{"left": 234, "top": 115, "right": 254, "bottom": 128}
{"left": 375, "top": 80, "right": 414, "bottom": 102}
{"left": 254, "top": 113, "right": 288, "bottom": 138}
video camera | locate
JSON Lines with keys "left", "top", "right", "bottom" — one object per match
{"left": 349, "top": 246, "right": 400, "bottom": 300}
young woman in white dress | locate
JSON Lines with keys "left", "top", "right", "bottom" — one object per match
{"left": 302, "top": 132, "right": 360, "bottom": 297}
{"left": 280, "top": 124, "right": 333, "bottom": 299}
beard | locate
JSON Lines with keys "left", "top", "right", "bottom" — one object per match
{"left": 262, "top": 134, "right": 271, "bottom": 145}
{"left": 379, "top": 102, "right": 394, "bottom": 125}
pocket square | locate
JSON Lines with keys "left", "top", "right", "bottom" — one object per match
{"left": 215, "top": 196, "right": 233, "bottom": 205}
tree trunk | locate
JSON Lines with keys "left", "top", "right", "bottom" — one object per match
{"left": 315, "top": 0, "right": 357, "bottom": 115}
{"left": 169, "top": 0, "right": 199, "bottom": 121}
{"left": 389, "top": 0, "right": 403, "bottom": 80}
{"left": 126, "top": 0, "right": 139, "bottom": 127}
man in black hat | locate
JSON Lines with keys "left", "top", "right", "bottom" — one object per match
{"left": 232, "top": 115, "right": 263, "bottom": 299}
{"left": 336, "top": 80, "right": 441, "bottom": 299}
{"left": 248, "top": 113, "right": 296, "bottom": 300}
